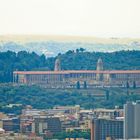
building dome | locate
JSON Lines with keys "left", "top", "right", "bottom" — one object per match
{"left": 97, "top": 58, "right": 103, "bottom": 64}
{"left": 96, "top": 58, "right": 103, "bottom": 71}
{"left": 54, "top": 58, "right": 61, "bottom": 71}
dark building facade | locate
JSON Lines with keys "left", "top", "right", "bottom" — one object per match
{"left": 32, "top": 116, "right": 61, "bottom": 135}
{"left": 91, "top": 118, "right": 123, "bottom": 140}
{"left": 124, "top": 101, "right": 140, "bottom": 139}
{"left": 2, "top": 117, "right": 20, "bottom": 132}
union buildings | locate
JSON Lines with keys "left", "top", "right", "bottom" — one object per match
{"left": 13, "top": 58, "right": 140, "bottom": 88}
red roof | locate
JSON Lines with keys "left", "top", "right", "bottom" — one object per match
{"left": 13, "top": 70, "right": 140, "bottom": 74}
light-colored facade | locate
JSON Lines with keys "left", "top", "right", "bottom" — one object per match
{"left": 13, "top": 58, "right": 140, "bottom": 88}
{"left": 93, "top": 108, "right": 123, "bottom": 119}
{"left": 54, "top": 58, "right": 61, "bottom": 71}
{"left": 124, "top": 101, "right": 140, "bottom": 139}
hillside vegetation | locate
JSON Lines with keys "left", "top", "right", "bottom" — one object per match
{"left": 0, "top": 50, "right": 140, "bottom": 82}
{"left": 0, "top": 84, "right": 140, "bottom": 114}
{"left": 0, "top": 85, "right": 96, "bottom": 114}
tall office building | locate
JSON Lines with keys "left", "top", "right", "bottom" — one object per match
{"left": 124, "top": 101, "right": 140, "bottom": 139}
{"left": 91, "top": 118, "right": 123, "bottom": 140}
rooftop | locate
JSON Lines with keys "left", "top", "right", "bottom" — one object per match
{"left": 13, "top": 70, "right": 140, "bottom": 75}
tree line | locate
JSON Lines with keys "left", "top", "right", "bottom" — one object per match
{"left": 0, "top": 49, "right": 140, "bottom": 82}
{"left": 0, "top": 84, "right": 140, "bottom": 115}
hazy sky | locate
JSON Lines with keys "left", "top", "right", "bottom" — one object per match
{"left": 0, "top": 0, "right": 140, "bottom": 37}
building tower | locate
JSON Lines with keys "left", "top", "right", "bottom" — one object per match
{"left": 96, "top": 58, "right": 103, "bottom": 71}
{"left": 96, "top": 58, "right": 103, "bottom": 81}
{"left": 54, "top": 58, "right": 61, "bottom": 71}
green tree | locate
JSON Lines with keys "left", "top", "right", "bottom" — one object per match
{"left": 76, "top": 49, "right": 80, "bottom": 53}
{"left": 106, "top": 90, "right": 110, "bottom": 100}
{"left": 83, "top": 81, "right": 87, "bottom": 89}
{"left": 126, "top": 81, "right": 129, "bottom": 89}
{"left": 133, "top": 81, "right": 136, "bottom": 89}
{"left": 79, "top": 48, "right": 85, "bottom": 52}
{"left": 76, "top": 81, "right": 80, "bottom": 89}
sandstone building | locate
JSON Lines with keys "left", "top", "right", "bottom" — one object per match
{"left": 13, "top": 58, "right": 140, "bottom": 88}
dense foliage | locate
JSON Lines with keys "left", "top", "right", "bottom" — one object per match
{"left": 45, "top": 130, "right": 90, "bottom": 139}
{"left": 0, "top": 51, "right": 46, "bottom": 82}
{"left": 0, "top": 50, "right": 140, "bottom": 82}
{"left": 60, "top": 50, "right": 140, "bottom": 70}
{"left": 0, "top": 84, "right": 140, "bottom": 115}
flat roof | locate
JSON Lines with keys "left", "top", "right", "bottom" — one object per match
{"left": 13, "top": 70, "right": 140, "bottom": 74}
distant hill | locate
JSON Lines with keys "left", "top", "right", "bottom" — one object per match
{"left": 0, "top": 35, "right": 140, "bottom": 57}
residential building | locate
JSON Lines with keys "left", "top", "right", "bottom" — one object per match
{"left": 31, "top": 116, "right": 61, "bottom": 135}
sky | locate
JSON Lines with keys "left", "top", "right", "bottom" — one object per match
{"left": 0, "top": 0, "right": 140, "bottom": 38}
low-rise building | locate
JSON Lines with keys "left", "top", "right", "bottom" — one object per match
{"left": 93, "top": 108, "right": 123, "bottom": 119}
{"left": 32, "top": 116, "right": 61, "bottom": 135}
{"left": 1, "top": 117, "right": 20, "bottom": 132}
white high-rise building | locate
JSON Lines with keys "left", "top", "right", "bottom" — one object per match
{"left": 124, "top": 101, "right": 140, "bottom": 139}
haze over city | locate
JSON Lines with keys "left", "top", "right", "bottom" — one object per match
{"left": 0, "top": 0, "right": 140, "bottom": 38}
